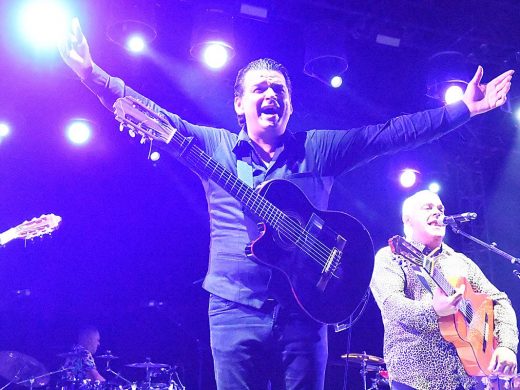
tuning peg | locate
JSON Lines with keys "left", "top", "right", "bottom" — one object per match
{"left": 140, "top": 136, "right": 147, "bottom": 144}
{"left": 119, "top": 123, "right": 126, "bottom": 132}
{"left": 128, "top": 129, "right": 136, "bottom": 138}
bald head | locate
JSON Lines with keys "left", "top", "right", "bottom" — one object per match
{"left": 401, "top": 190, "right": 446, "bottom": 249}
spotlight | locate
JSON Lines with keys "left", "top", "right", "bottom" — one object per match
{"left": 150, "top": 151, "right": 160, "bottom": 162}
{"left": 126, "top": 34, "right": 147, "bottom": 53}
{"left": 106, "top": 0, "right": 157, "bottom": 53}
{"left": 428, "top": 182, "right": 441, "bottom": 193}
{"left": 330, "top": 76, "right": 343, "bottom": 89}
{"left": 304, "top": 20, "right": 348, "bottom": 88}
{"left": 17, "top": 0, "right": 71, "bottom": 50}
{"left": 501, "top": 95, "right": 520, "bottom": 123}
{"left": 426, "top": 51, "right": 470, "bottom": 103}
{"left": 201, "top": 41, "right": 232, "bottom": 69}
{"left": 190, "top": 9, "right": 235, "bottom": 70}
{"left": 444, "top": 85, "right": 464, "bottom": 104}
{"left": 0, "top": 123, "right": 10, "bottom": 138}
{"left": 399, "top": 169, "right": 419, "bottom": 188}
{"left": 66, "top": 120, "right": 92, "bottom": 145}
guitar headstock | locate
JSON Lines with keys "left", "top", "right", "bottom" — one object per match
{"left": 0, "top": 214, "right": 62, "bottom": 246}
{"left": 388, "top": 235, "right": 425, "bottom": 268}
{"left": 113, "top": 96, "right": 176, "bottom": 144}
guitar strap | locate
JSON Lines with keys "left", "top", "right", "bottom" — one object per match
{"left": 411, "top": 265, "right": 434, "bottom": 295}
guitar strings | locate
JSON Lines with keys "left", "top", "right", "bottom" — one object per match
{"left": 174, "top": 134, "right": 337, "bottom": 269}
{"left": 124, "top": 100, "right": 340, "bottom": 271}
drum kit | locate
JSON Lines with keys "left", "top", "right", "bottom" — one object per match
{"left": 340, "top": 352, "right": 389, "bottom": 390}
{"left": 339, "top": 351, "right": 520, "bottom": 390}
{"left": 0, "top": 351, "right": 185, "bottom": 390}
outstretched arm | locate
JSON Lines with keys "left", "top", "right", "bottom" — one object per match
{"left": 58, "top": 17, "right": 93, "bottom": 80}
{"left": 462, "top": 66, "right": 514, "bottom": 117}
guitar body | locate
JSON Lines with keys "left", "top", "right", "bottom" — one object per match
{"left": 438, "top": 276, "right": 496, "bottom": 376}
{"left": 246, "top": 179, "right": 374, "bottom": 325}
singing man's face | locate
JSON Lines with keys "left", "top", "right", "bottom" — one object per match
{"left": 234, "top": 69, "right": 293, "bottom": 140}
{"left": 404, "top": 191, "right": 446, "bottom": 249}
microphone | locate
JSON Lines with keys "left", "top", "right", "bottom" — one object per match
{"left": 439, "top": 212, "right": 477, "bottom": 225}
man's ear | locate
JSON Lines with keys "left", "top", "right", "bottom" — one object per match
{"left": 234, "top": 96, "right": 244, "bottom": 115}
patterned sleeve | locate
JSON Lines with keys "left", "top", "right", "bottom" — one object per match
{"left": 370, "top": 246, "right": 439, "bottom": 332}
{"left": 460, "top": 253, "right": 519, "bottom": 354}
{"left": 81, "top": 350, "right": 96, "bottom": 371}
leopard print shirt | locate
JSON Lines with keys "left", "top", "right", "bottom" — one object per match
{"left": 370, "top": 242, "right": 518, "bottom": 390}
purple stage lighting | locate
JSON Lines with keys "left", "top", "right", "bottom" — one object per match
{"left": 0, "top": 123, "right": 10, "bottom": 139}
{"left": 190, "top": 9, "right": 235, "bottom": 70}
{"left": 150, "top": 151, "right": 160, "bottom": 162}
{"left": 428, "top": 182, "right": 441, "bottom": 193}
{"left": 330, "top": 76, "right": 343, "bottom": 88}
{"left": 66, "top": 120, "right": 92, "bottom": 145}
{"left": 202, "top": 42, "right": 232, "bottom": 69}
{"left": 444, "top": 85, "right": 464, "bottom": 104}
{"left": 17, "top": 0, "right": 70, "bottom": 49}
{"left": 126, "top": 34, "right": 147, "bottom": 54}
{"left": 399, "top": 169, "right": 419, "bottom": 188}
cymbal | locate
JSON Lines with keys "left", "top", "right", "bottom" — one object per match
{"left": 97, "top": 353, "right": 119, "bottom": 360}
{"left": 126, "top": 362, "right": 170, "bottom": 369}
{"left": 0, "top": 351, "right": 50, "bottom": 387}
{"left": 341, "top": 352, "right": 385, "bottom": 366}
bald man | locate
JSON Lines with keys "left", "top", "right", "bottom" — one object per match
{"left": 370, "top": 190, "right": 518, "bottom": 390}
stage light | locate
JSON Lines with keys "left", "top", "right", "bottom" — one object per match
{"left": 399, "top": 169, "right": 419, "bottom": 188}
{"left": 17, "top": 0, "right": 71, "bottom": 49}
{"left": 0, "top": 123, "right": 10, "bottom": 138}
{"left": 106, "top": 1, "right": 157, "bottom": 53}
{"left": 126, "top": 34, "right": 147, "bottom": 53}
{"left": 66, "top": 120, "right": 92, "bottom": 145}
{"left": 444, "top": 85, "right": 464, "bottom": 104}
{"left": 303, "top": 20, "right": 348, "bottom": 88}
{"left": 190, "top": 9, "right": 235, "bottom": 70}
{"left": 201, "top": 42, "right": 232, "bottom": 69}
{"left": 426, "top": 51, "right": 470, "bottom": 103}
{"left": 330, "top": 76, "right": 343, "bottom": 88}
{"left": 428, "top": 182, "right": 441, "bottom": 193}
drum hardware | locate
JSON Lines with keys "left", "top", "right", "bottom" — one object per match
{"left": 341, "top": 352, "right": 386, "bottom": 390}
{"left": 97, "top": 352, "right": 119, "bottom": 361}
{"left": 126, "top": 359, "right": 170, "bottom": 390}
{"left": 101, "top": 351, "right": 131, "bottom": 388}
{"left": 0, "top": 351, "right": 69, "bottom": 390}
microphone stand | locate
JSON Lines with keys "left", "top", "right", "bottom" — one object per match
{"left": 450, "top": 224, "right": 520, "bottom": 276}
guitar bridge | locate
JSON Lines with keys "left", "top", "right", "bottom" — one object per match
{"left": 316, "top": 248, "right": 341, "bottom": 292}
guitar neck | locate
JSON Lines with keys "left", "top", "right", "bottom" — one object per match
{"left": 171, "top": 131, "right": 290, "bottom": 230}
{"left": 430, "top": 266, "right": 456, "bottom": 296}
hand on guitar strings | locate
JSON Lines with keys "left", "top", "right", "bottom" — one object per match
{"left": 432, "top": 285, "right": 465, "bottom": 317}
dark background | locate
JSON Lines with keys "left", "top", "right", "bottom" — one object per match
{"left": 1, "top": 1, "right": 519, "bottom": 389}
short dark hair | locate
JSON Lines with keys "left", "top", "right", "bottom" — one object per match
{"left": 233, "top": 58, "right": 292, "bottom": 128}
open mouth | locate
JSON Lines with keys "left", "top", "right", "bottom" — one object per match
{"left": 260, "top": 105, "right": 281, "bottom": 117}
{"left": 428, "top": 219, "right": 443, "bottom": 227}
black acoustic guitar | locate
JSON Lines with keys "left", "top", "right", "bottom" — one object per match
{"left": 113, "top": 96, "right": 374, "bottom": 325}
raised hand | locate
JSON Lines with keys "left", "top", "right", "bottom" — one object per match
{"left": 58, "top": 17, "right": 93, "bottom": 80}
{"left": 462, "top": 66, "right": 514, "bottom": 117}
